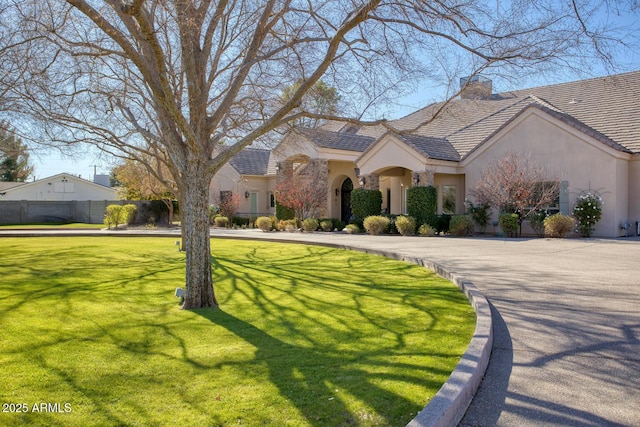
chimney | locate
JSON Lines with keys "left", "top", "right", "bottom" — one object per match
{"left": 460, "top": 75, "right": 492, "bottom": 100}
{"left": 94, "top": 174, "right": 111, "bottom": 187}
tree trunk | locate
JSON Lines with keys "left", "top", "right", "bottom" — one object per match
{"left": 180, "top": 170, "right": 218, "bottom": 309}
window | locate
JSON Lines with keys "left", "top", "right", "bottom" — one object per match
{"left": 442, "top": 185, "right": 456, "bottom": 214}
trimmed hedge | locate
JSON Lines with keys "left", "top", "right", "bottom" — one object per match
{"left": 407, "top": 186, "right": 437, "bottom": 227}
{"left": 351, "top": 188, "right": 382, "bottom": 220}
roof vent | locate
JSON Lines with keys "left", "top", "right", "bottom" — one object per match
{"left": 460, "top": 75, "right": 492, "bottom": 100}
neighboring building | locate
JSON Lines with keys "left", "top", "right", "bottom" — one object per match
{"left": 211, "top": 71, "right": 640, "bottom": 237}
{"left": 0, "top": 173, "right": 116, "bottom": 201}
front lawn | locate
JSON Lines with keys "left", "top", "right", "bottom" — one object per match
{"left": 0, "top": 237, "right": 474, "bottom": 426}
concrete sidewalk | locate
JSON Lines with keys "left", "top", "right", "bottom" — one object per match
{"left": 3, "top": 229, "right": 639, "bottom": 426}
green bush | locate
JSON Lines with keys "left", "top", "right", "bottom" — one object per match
{"left": 345, "top": 224, "right": 360, "bottom": 234}
{"left": 466, "top": 201, "right": 491, "bottom": 233}
{"left": 573, "top": 192, "right": 603, "bottom": 237}
{"left": 544, "top": 213, "right": 575, "bottom": 238}
{"left": 104, "top": 204, "right": 123, "bottom": 229}
{"left": 255, "top": 216, "right": 273, "bottom": 232}
{"left": 351, "top": 188, "right": 382, "bottom": 220}
{"left": 418, "top": 223, "right": 436, "bottom": 237}
{"left": 395, "top": 215, "right": 416, "bottom": 236}
{"left": 122, "top": 204, "right": 138, "bottom": 225}
{"left": 275, "top": 203, "right": 295, "bottom": 220}
{"left": 528, "top": 210, "right": 547, "bottom": 237}
{"left": 302, "top": 218, "right": 319, "bottom": 232}
{"left": 499, "top": 213, "right": 519, "bottom": 237}
{"left": 449, "top": 215, "right": 474, "bottom": 236}
{"left": 363, "top": 215, "right": 390, "bottom": 235}
{"left": 319, "top": 219, "right": 333, "bottom": 232}
{"left": 231, "top": 217, "right": 250, "bottom": 228}
{"left": 407, "top": 186, "right": 437, "bottom": 227}
{"left": 214, "top": 216, "right": 229, "bottom": 228}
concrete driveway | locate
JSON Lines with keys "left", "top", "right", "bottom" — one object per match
{"left": 212, "top": 231, "right": 640, "bottom": 427}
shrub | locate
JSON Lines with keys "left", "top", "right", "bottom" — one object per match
{"left": 418, "top": 223, "right": 436, "bottom": 237}
{"left": 466, "top": 201, "right": 491, "bottom": 233}
{"left": 122, "top": 204, "right": 138, "bottom": 225}
{"left": 449, "top": 215, "right": 474, "bottom": 236}
{"left": 573, "top": 192, "right": 603, "bottom": 237}
{"left": 275, "top": 202, "right": 295, "bottom": 220}
{"left": 345, "top": 224, "right": 360, "bottom": 234}
{"left": 436, "top": 214, "right": 451, "bottom": 234}
{"left": 363, "top": 215, "right": 390, "bottom": 235}
{"left": 407, "top": 186, "right": 437, "bottom": 227}
{"left": 255, "top": 216, "right": 273, "bottom": 232}
{"left": 528, "top": 210, "right": 547, "bottom": 237}
{"left": 104, "top": 204, "right": 123, "bottom": 229}
{"left": 351, "top": 188, "right": 382, "bottom": 220}
{"left": 277, "top": 219, "right": 298, "bottom": 232}
{"left": 544, "top": 213, "right": 575, "bottom": 238}
{"left": 319, "top": 219, "right": 333, "bottom": 232}
{"left": 232, "top": 217, "right": 250, "bottom": 228}
{"left": 214, "top": 216, "right": 229, "bottom": 228}
{"left": 499, "top": 213, "right": 519, "bottom": 237}
{"left": 302, "top": 218, "right": 319, "bottom": 232}
{"left": 395, "top": 215, "right": 416, "bottom": 236}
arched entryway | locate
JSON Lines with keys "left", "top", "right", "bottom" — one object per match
{"left": 340, "top": 178, "right": 353, "bottom": 223}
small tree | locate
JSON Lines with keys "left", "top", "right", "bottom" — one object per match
{"left": 275, "top": 164, "right": 327, "bottom": 222}
{"left": 573, "top": 190, "right": 603, "bottom": 237}
{"left": 0, "top": 122, "right": 33, "bottom": 182}
{"left": 212, "top": 192, "right": 241, "bottom": 220}
{"left": 471, "top": 151, "right": 559, "bottom": 236}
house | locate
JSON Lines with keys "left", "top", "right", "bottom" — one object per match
{"left": 0, "top": 173, "right": 116, "bottom": 201}
{"left": 211, "top": 71, "right": 640, "bottom": 237}
{"left": 0, "top": 173, "right": 117, "bottom": 224}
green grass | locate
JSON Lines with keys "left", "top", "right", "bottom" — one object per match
{"left": 0, "top": 237, "right": 475, "bottom": 427}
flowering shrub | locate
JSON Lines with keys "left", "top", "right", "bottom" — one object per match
{"left": 573, "top": 192, "right": 603, "bottom": 237}
{"left": 544, "top": 213, "right": 575, "bottom": 238}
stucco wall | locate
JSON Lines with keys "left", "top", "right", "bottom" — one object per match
{"left": 629, "top": 156, "right": 640, "bottom": 231}
{"left": 463, "top": 108, "right": 631, "bottom": 237}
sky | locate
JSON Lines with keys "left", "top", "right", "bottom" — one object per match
{"left": 28, "top": 3, "right": 640, "bottom": 182}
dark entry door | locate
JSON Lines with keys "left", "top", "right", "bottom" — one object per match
{"left": 341, "top": 178, "right": 353, "bottom": 223}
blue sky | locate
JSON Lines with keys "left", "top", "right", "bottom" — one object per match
{"left": 29, "top": 4, "right": 640, "bottom": 181}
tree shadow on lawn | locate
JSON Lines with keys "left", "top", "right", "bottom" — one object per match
{"left": 194, "top": 244, "right": 472, "bottom": 426}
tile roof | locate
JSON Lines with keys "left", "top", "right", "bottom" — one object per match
{"left": 395, "top": 134, "right": 460, "bottom": 161}
{"left": 351, "top": 70, "right": 640, "bottom": 157}
{"left": 228, "top": 148, "right": 271, "bottom": 175}
{"left": 295, "top": 127, "right": 376, "bottom": 152}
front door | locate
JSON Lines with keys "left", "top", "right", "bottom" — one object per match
{"left": 340, "top": 178, "right": 353, "bottom": 223}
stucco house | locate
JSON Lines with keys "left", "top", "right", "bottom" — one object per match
{"left": 211, "top": 71, "right": 640, "bottom": 237}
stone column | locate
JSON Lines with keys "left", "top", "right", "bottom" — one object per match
{"left": 413, "top": 170, "right": 434, "bottom": 187}
{"left": 359, "top": 174, "right": 379, "bottom": 190}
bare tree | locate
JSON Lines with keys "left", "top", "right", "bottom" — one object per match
{"left": 3, "top": 1, "right": 636, "bottom": 308}
{"left": 470, "top": 151, "right": 561, "bottom": 231}
{"left": 275, "top": 162, "right": 328, "bottom": 222}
